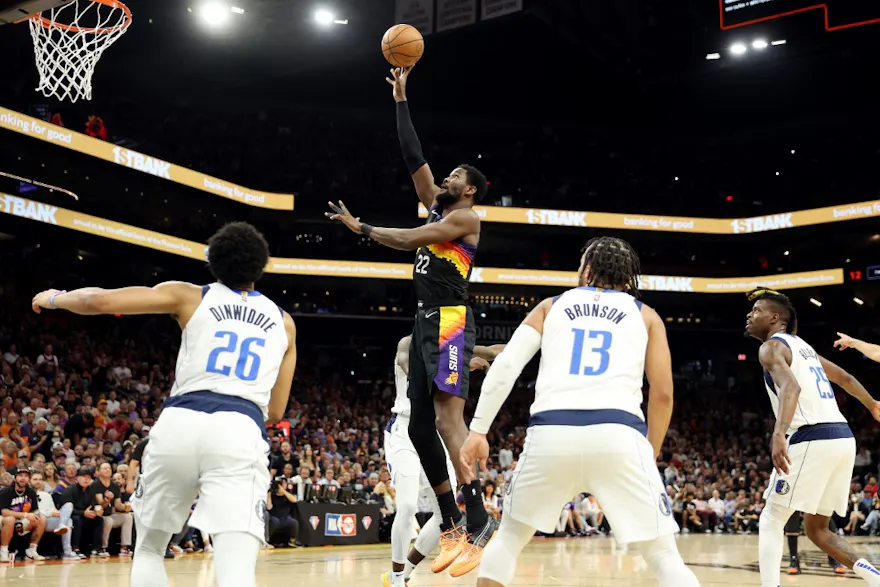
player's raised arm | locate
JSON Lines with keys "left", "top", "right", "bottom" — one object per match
{"left": 327, "top": 201, "right": 478, "bottom": 251}
{"left": 387, "top": 66, "right": 442, "bottom": 208}
{"left": 396, "top": 336, "right": 411, "bottom": 376}
{"left": 834, "top": 332, "right": 880, "bottom": 363}
{"left": 642, "top": 305, "right": 673, "bottom": 459}
{"left": 759, "top": 339, "right": 800, "bottom": 474}
{"left": 818, "top": 354, "right": 880, "bottom": 421}
{"left": 474, "top": 344, "right": 506, "bottom": 362}
{"left": 32, "top": 282, "right": 201, "bottom": 322}
{"left": 267, "top": 313, "right": 297, "bottom": 425}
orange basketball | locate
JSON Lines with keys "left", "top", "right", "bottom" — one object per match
{"left": 381, "top": 24, "right": 424, "bottom": 68}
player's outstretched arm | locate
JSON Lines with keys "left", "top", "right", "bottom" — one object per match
{"left": 327, "top": 201, "right": 478, "bottom": 251}
{"left": 834, "top": 332, "right": 880, "bottom": 363}
{"left": 396, "top": 336, "right": 411, "bottom": 376}
{"left": 267, "top": 313, "right": 297, "bottom": 425}
{"left": 387, "top": 66, "right": 442, "bottom": 208}
{"left": 759, "top": 339, "right": 800, "bottom": 474}
{"left": 32, "top": 282, "right": 201, "bottom": 320}
{"left": 643, "top": 305, "right": 673, "bottom": 459}
{"left": 474, "top": 344, "right": 506, "bottom": 362}
{"left": 818, "top": 355, "right": 880, "bottom": 420}
{"left": 461, "top": 299, "right": 548, "bottom": 482}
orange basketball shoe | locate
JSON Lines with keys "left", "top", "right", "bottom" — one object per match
{"left": 431, "top": 519, "right": 469, "bottom": 573}
{"left": 447, "top": 517, "right": 500, "bottom": 578}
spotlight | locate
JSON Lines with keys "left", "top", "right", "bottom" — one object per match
{"left": 730, "top": 43, "right": 747, "bottom": 56}
{"left": 706, "top": 53, "right": 721, "bottom": 60}
{"left": 752, "top": 39, "right": 768, "bottom": 50}
{"left": 314, "top": 8, "right": 334, "bottom": 25}
{"left": 771, "top": 39, "right": 787, "bottom": 46}
{"left": 854, "top": 297, "right": 865, "bottom": 306}
{"left": 809, "top": 298, "right": 822, "bottom": 307}
{"left": 198, "top": 2, "right": 231, "bottom": 27}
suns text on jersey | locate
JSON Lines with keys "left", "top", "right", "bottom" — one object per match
{"left": 208, "top": 304, "right": 278, "bottom": 333}
{"left": 563, "top": 303, "right": 626, "bottom": 324}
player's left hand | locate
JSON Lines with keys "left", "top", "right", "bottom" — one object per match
{"left": 469, "top": 357, "right": 490, "bottom": 371}
{"left": 771, "top": 432, "right": 791, "bottom": 475}
{"left": 32, "top": 289, "right": 64, "bottom": 314}
{"left": 460, "top": 432, "right": 489, "bottom": 484}
{"left": 325, "top": 200, "right": 362, "bottom": 234}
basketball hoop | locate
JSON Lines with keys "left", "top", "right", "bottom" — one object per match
{"left": 28, "top": 0, "right": 132, "bottom": 103}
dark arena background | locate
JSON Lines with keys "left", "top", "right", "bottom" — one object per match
{"left": 0, "top": 0, "right": 879, "bottom": 585}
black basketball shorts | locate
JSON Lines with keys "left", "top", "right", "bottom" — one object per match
{"left": 408, "top": 305, "right": 476, "bottom": 401}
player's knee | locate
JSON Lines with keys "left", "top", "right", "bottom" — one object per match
{"left": 759, "top": 502, "right": 791, "bottom": 533}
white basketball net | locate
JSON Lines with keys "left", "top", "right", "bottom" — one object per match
{"left": 28, "top": 0, "right": 131, "bottom": 103}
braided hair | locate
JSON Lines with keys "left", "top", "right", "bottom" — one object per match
{"left": 746, "top": 287, "right": 798, "bottom": 335}
{"left": 579, "top": 236, "right": 641, "bottom": 298}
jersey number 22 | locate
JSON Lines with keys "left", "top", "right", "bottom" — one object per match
{"left": 206, "top": 331, "right": 265, "bottom": 381}
{"left": 569, "top": 328, "right": 612, "bottom": 376}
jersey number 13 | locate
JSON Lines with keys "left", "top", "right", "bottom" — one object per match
{"left": 569, "top": 328, "right": 612, "bottom": 376}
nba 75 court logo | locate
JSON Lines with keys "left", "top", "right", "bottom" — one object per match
{"left": 362, "top": 516, "right": 373, "bottom": 530}
{"left": 309, "top": 516, "right": 320, "bottom": 530}
{"left": 325, "top": 513, "right": 357, "bottom": 537}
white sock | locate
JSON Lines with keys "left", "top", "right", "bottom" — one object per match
{"left": 854, "top": 559, "right": 880, "bottom": 586}
{"left": 28, "top": 543, "right": 38, "bottom": 551}
{"left": 0, "top": 546, "right": 8, "bottom": 554}
{"left": 637, "top": 534, "right": 700, "bottom": 587}
{"left": 391, "top": 570, "right": 406, "bottom": 587}
{"left": 403, "top": 560, "right": 416, "bottom": 579}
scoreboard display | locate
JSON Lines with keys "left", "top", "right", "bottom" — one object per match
{"left": 720, "top": 0, "right": 880, "bottom": 29}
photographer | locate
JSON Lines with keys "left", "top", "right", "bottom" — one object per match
{"left": 266, "top": 477, "right": 299, "bottom": 548}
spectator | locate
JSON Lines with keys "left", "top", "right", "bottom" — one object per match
{"left": 290, "top": 466, "right": 312, "bottom": 501}
{"left": 3, "top": 344, "right": 19, "bottom": 366}
{"left": 92, "top": 462, "right": 132, "bottom": 557}
{"left": 0, "top": 467, "right": 46, "bottom": 561}
{"left": 84, "top": 115, "right": 108, "bottom": 140}
{"left": 35, "top": 345, "right": 59, "bottom": 380}
{"left": 58, "top": 467, "right": 103, "bottom": 557}
{"left": 30, "top": 471, "right": 78, "bottom": 560}
{"left": 317, "top": 469, "right": 341, "bottom": 489}
{"left": 271, "top": 441, "right": 298, "bottom": 478}
{"left": 266, "top": 477, "right": 299, "bottom": 547}
{"left": 64, "top": 412, "right": 95, "bottom": 445}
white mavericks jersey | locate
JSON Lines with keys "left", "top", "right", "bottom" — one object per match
{"left": 762, "top": 332, "right": 846, "bottom": 434}
{"left": 391, "top": 361, "right": 410, "bottom": 418}
{"left": 533, "top": 286, "right": 647, "bottom": 418}
{"left": 171, "top": 283, "right": 289, "bottom": 418}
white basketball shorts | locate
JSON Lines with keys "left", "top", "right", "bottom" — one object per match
{"left": 503, "top": 418, "right": 678, "bottom": 545}
{"left": 764, "top": 425, "right": 855, "bottom": 517}
{"left": 131, "top": 406, "right": 270, "bottom": 542}
{"left": 384, "top": 414, "right": 456, "bottom": 499}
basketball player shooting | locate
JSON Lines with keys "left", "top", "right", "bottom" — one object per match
{"left": 326, "top": 64, "right": 494, "bottom": 576}
{"left": 382, "top": 336, "right": 502, "bottom": 587}
{"left": 31, "top": 222, "right": 297, "bottom": 587}
{"left": 459, "top": 237, "right": 701, "bottom": 587}
{"left": 744, "top": 288, "right": 880, "bottom": 587}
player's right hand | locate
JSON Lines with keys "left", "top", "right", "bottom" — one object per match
{"left": 385, "top": 66, "right": 414, "bottom": 102}
{"left": 834, "top": 332, "right": 855, "bottom": 351}
{"left": 869, "top": 400, "right": 880, "bottom": 423}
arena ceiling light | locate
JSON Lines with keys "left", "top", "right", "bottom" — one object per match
{"left": 854, "top": 297, "right": 865, "bottom": 306}
{"left": 197, "top": 2, "right": 233, "bottom": 28}
{"left": 706, "top": 53, "right": 721, "bottom": 60}
{"left": 730, "top": 43, "right": 747, "bottom": 56}
{"left": 771, "top": 39, "right": 787, "bottom": 46}
{"left": 752, "top": 39, "right": 768, "bottom": 50}
{"left": 314, "top": 8, "right": 347, "bottom": 26}
{"left": 809, "top": 298, "right": 822, "bottom": 307}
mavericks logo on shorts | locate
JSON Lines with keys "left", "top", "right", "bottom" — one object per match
{"left": 135, "top": 478, "right": 145, "bottom": 499}
{"left": 256, "top": 500, "right": 267, "bottom": 522}
{"left": 775, "top": 480, "right": 791, "bottom": 495}
{"left": 325, "top": 513, "right": 357, "bottom": 537}
{"left": 659, "top": 492, "right": 672, "bottom": 517}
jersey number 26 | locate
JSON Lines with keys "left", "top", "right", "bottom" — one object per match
{"left": 569, "top": 328, "right": 612, "bottom": 376}
{"left": 206, "top": 331, "right": 265, "bottom": 382}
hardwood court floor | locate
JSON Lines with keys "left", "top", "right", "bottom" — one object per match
{"left": 3, "top": 534, "right": 880, "bottom": 586}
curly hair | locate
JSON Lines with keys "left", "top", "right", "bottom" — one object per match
{"left": 746, "top": 287, "right": 798, "bottom": 334}
{"left": 579, "top": 236, "right": 641, "bottom": 297}
{"left": 206, "top": 222, "right": 270, "bottom": 288}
